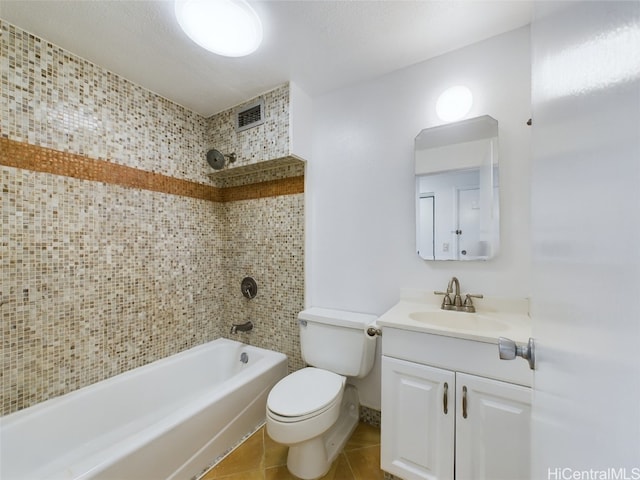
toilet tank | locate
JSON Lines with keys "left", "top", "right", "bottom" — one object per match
{"left": 298, "top": 307, "right": 377, "bottom": 378}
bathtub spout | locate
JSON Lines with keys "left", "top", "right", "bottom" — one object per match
{"left": 230, "top": 321, "right": 253, "bottom": 334}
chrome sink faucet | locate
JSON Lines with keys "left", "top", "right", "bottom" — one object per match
{"left": 435, "top": 277, "right": 483, "bottom": 313}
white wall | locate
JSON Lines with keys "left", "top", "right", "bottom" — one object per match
{"left": 290, "top": 81, "right": 313, "bottom": 160}
{"left": 307, "top": 26, "right": 532, "bottom": 314}
{"left": 307, "top": 26, "right": 532, "bottom": 408}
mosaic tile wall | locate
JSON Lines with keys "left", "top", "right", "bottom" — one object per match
{"left": 1, "top": 166, "right": 226, "bottom": 414}
{"left": 1, "top": 21, "right": 209, "bottom": 183}
{"left": 1, "top": 20, "right": 305, "bottom": 416}
{"left": 206, "top": 86, "right": 305, "bottom": 378}
{"left": 220, "top": 195, "right": 306, "bottom": 373}
{"left": 206, "top": 84, "right": 291, "bottom": 171}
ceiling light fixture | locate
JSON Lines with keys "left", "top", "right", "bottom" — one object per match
{"left": 174, "top": 0, "right": 263, "bottom": 57}
{"left": 436, "top": 85, "right": 473, "bottom": 122}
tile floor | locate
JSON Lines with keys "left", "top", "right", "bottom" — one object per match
{"left": 201, "top": 422, "right": 384, "bottom": 480}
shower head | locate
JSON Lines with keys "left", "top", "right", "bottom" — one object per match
{"left": 206, "top": 149, "right": 236, "bottom": 170}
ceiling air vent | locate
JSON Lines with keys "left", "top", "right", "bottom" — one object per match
{"left": 235, "top": 98, "right": 265, "bottom": 132}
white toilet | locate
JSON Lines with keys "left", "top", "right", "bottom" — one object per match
{"left": 266, "top": 307, "right": 377, "bottom": 480}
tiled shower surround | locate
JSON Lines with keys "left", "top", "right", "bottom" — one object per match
{"left": 1, "top": 20, "right": 304, "bottom": 415}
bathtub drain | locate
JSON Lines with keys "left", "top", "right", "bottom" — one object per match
{"left": 240, "top": 352, "right": 249, "bottom": 364}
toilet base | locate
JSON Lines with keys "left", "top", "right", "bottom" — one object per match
{"left": 287, "top": 385, "right": 359, "bottom": 480}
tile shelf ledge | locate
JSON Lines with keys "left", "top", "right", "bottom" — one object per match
{"left": 206, "top": 155, "right": 305, "bottom": 180}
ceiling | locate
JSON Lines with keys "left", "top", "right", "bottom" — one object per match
{"left": 0, "top": 0, "right": 533, "bottom": 117}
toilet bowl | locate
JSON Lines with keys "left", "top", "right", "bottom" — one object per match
{"left": 266, "top": 370, "right": 359, "bottom": 480}
{"left": 267, "top": 368, "right": 344, "bottom": 443}
{"left": 265, "top": 308, "right": 378, "bottom": 480}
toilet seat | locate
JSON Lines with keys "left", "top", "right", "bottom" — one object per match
{"left": 267, "top": 395, "right": 340, "bottom": 423}
{"left": 267, "top": 367, "right": 345, "bottom": 422}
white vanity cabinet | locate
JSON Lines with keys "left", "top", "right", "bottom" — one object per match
{"left": 381, "top": 328, "right": 532, "bottom": 480}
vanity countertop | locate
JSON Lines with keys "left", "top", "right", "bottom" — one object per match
{"left": 377, "top": 290, "right": 532, "bottom": 344}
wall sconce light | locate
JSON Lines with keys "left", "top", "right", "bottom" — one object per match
{"left": 436, "top": 85, "right": 473, "bottom": 122}
{"left": 175, "top": 0, "right": 263, "bottom": 57}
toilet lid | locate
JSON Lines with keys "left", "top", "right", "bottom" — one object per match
{"left": 267, "top": 367, "right": 345, "bottom": 418}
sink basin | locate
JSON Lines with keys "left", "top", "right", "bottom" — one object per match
{"left": 376, "top": 294, "right": 531, "bottom": 344}
{"left": 408, "top": 310, "right": 509, "bottom": 332}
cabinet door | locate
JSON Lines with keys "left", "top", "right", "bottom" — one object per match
{"left": 381, "top": 356, "right": 455, "bottom": 480}
{"left": 455, "top": 373, "right": 531, "bottom": 480}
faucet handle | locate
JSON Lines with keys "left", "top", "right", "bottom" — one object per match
{"left": 434, "top": 291, "right": 453, "bottom": 310}
{"left": 463, "top": 293, "right": 483, "bottom": 312}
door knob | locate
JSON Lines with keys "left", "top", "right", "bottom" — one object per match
{"left": 498, "top": 337, "right": 536, "bottom": 370}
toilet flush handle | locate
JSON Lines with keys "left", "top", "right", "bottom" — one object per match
{"left": 366, "top": 326, "right": 381, "bottom": 337}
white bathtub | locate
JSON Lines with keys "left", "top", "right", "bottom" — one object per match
{"left": 0, "top": 338, "right": 287, "bottom": 480}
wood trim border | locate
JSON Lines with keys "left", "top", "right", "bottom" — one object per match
{"left": 0, "top": 138, "right": 303, "bottom": 202}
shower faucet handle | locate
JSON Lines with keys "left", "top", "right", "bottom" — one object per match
{"left": 241, "top": 277, "right": 258, "bottom": 299}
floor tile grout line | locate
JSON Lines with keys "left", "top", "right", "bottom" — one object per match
{"left": 200, "top": 424, "right": 266, "bottom": 479}
{"left": 205, "top": 426, "right": 267, "bottom": 479}
{"left": 347, "top": 443, "right": 381, "bottom": 448}
{"left": 342, "top": 451, "right": 358, "bottom": 480}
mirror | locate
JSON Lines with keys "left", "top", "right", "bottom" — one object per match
{"left": 415, "top": 115, "right": 499, "bottom": 261}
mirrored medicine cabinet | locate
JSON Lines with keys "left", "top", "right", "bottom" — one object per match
{"left": 415, "top": 115, "right": 499, "bottom": 261}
